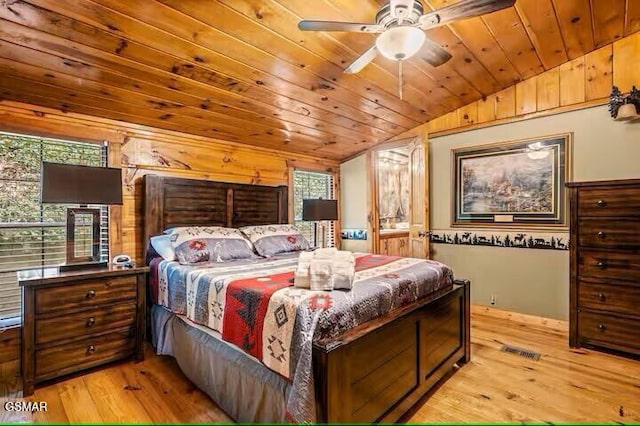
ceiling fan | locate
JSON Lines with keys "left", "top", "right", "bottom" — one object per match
{"left": 298, "top": 0, "right": 516, "bottom": 99}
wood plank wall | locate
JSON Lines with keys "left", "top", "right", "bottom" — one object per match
{"left": 393, "top": 32, "right": 640, "bottom": 139}
{"left": 0, "top": 100, "right": 339, "bottom": 263}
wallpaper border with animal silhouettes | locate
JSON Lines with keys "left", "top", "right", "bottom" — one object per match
{"left": 430, "top": 229, "right": 569, "bottom": 250}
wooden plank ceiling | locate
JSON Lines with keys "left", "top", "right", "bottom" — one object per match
{"left": 0, "top": 0, "right": 637, "bottom": 161}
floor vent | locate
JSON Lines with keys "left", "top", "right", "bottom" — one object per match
{"left": 500, "top": 344, "right": 541, "bottom": 361}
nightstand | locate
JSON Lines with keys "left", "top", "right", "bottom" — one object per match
{"left": 19, "top": 265, "right": 147, "bottom": 396}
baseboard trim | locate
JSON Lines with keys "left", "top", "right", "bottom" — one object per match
{"left": 471, "top": 304, "right": 569, "bottom": 332}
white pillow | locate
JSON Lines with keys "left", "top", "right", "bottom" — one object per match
{"left": 150, "top": 234, "right": 176, "bottom": 261}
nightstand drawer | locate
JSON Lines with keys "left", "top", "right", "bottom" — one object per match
{"left": 578, "top": 218, "right": 640, "bottom": 249}
{"left": 35, "top": 275, "right": 137, "bottom": 315}
{"left": 578, "top": 281, "right": 640, "bottom": 316}
{"left": 578, "top": 311, "right": 640, "bottom": 353}
{"left": 578, "top": 187, "right": 640, "bottom": 217}
{"left": 35, "top": 302, "right": 136, "bottom": 345}
{"left": 35, "top": 328, "right": 135, "bottom": 383}
{"left": 578, "top": 250, "right": 640, "bottom": 281}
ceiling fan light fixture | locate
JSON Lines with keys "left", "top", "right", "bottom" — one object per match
{"left": 375, "top": 26, "right": 425, "bottom": 61}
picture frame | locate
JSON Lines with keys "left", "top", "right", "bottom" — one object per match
{"left": 451, "top": 133, "right": 572, "bottom": 228}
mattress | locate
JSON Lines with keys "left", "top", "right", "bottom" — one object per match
{"left": 148, "top": 252, "right": 453, "bottom": 422}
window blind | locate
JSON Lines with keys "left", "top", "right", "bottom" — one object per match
{"left": 293, "top": 170, "right": 335, "bottom": 248}
{"left": 0, "top": 132, "right": 108, "bottom": 321}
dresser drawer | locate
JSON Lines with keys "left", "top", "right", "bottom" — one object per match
{"left": 35, "top": 302, "right": 136, "bottom": 345}
{"left": 578, "top": 187, "right": 640, "bottom": 217}
{"left": 578, "top": 250, "right": 640, "bottom": 281}
{"left": 577, "top": 311, "right": 640, "bottom": 353}
{"left": 35, "top": 328, "right": 135, "bottom": 383}
{"left": 35, "top": 275, "right": 137, "bottom": 315}
{"left": 578, "top": 281, "right": 640, "bottom": 316}
{"left": 578, "top": 218, "right": 640, "bottom": 249}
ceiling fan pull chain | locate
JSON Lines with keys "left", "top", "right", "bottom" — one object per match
{"left": 399, "top": 60, "right": 403, "bottom": 101}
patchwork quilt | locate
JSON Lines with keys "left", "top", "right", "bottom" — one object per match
{"left": 150, "top": 252, "right": 453, "bottom": 422}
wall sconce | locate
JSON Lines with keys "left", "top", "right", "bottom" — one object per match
{"left": 609, "top": 86, "right": 640, "bottom": 121}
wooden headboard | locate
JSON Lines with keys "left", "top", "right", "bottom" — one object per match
{"left": 142, "top": 174, "right": 288, "bottom": 254}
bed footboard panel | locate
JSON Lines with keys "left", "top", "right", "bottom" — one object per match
{"left": 314, "top": 280, "right": 470, "bottom": 423}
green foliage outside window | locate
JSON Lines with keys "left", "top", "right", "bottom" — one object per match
{"left": 0, "top": 132, "right": 104, "bottom": 320}
{"left": 292, "top": 170, "right": 334, "bottom": 247}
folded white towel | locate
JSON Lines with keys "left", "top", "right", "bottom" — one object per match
{"left": 294, "top": 251, "right": 314, "bottom": 288}
{"left": 314, "top": 247, "right": 338, "bottom": 258}
{"left": 310, "top": 258, "right": 333, "bottom": 291}
{"left": 334, "top": 250, "right": 355, "bottom": 263}
{"left": 333, "top": 251, "right": 356, "bottom": 290}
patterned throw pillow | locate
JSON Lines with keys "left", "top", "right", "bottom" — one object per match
{"left": 240, "top": 224, "right": 310, "bottom": 257}
{"left": 166, "top": 226, "right": 256, "bottom": 265}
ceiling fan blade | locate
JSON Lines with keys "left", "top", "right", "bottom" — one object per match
{"left": 298, "top": 20, "right": 384, "bottom": 33}
{"left": 419, "top": 0, "right": 516, "bottom": 28}
{"left": 344, "top": 45, "right": 378, "bottom": 74}
{"left": 417, "top": 37, "right": 453, "bottom": 67}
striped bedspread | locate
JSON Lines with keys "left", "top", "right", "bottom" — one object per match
{"left": 149, "top": 252, "right": 453, "bottom": 422}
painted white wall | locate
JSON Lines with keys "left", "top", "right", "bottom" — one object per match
{"left": 430, "top": 105, "right": 640, "bottom": 319}
{"left": 339, "top": 105, "right": 640, "bottom": 319}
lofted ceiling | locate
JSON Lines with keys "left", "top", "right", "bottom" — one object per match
{"left": 0, "top": 0, "right": 638, "bottom": 161}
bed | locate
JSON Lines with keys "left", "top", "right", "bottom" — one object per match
{"left": 142, "top": 174, "right": 470, "bottom": 423}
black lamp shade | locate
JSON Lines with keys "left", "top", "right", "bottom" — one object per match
{"left": 41, "top": 162, "right": 123, "bottom": 205}
{"left": 302, "top": 199, "right": 338, "bottom": 221}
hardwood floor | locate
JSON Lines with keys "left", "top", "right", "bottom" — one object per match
{"left": 1, "top": 310, "right": 639, "bottom": 423}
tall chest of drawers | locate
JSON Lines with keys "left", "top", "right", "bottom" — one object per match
{"left": 19, "top": 266, "right": 147, "bottom": 396}
{"left": 566, "top": 179, "right": 640, "bottom": 358}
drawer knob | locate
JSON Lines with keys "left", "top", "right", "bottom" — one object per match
{"left": 87, "top": 345, "right": 96, "bottom": 354}
{"left": 597, "top": 323, "right": 606, "bottom": 331}
{"left": 596, "top": 199, "right": 607, "bottom": 207}
{"left": 597, "top": 293, "right": 606, "bottom": 301}
{"left": 597, "top": 231, "right": 606, "bottom": 239}
{"left": 86, "top": 290, "right": 96, "bottom": 299}
{"left": 86, "top": 317, "right": 96, "bottom": 327}
{"left": 596, "top": 261, "right": 607, "bottom": 269}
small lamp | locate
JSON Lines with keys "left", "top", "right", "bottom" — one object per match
{"left": 302, "top": 199, "right": 338, "bottom": 248}
{"left": 609, "top": 85, "right": 640, "bottom": 121}
{"left": 41, "top": 162, "right": 123, "bottom": 271}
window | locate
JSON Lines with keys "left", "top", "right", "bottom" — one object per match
{"left": 292, "top": 169, "right": 335, "bottom": 247}
{"left": 0, "top": 132, "right": 108, "bottom": 323}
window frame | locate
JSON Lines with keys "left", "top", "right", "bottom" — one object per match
{"left": 288, "top": 165, "right": 340, "bottom": 249}
{"left": 0, "top": 131, "right": 110, "bottom": 322}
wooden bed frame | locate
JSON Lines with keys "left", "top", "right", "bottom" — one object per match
{"left": 142, "top": 174, "right": 470, "bottom": 423}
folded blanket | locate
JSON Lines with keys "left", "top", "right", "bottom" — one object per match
{"left": 310, "top": 258, "right": 334, "bottom": 291}
{"left": 333, "top": 250, "right": 356, "bottom": 290}
{"left": 294, "top": 251, "right": 315, "bottom": 289}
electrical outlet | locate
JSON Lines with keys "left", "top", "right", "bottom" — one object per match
{"left": 490, "top": 294, "right": 496, "bottom": 306}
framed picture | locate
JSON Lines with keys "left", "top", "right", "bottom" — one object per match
{"left": 452, "top": 133, "right": 572, "bottom": 228}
